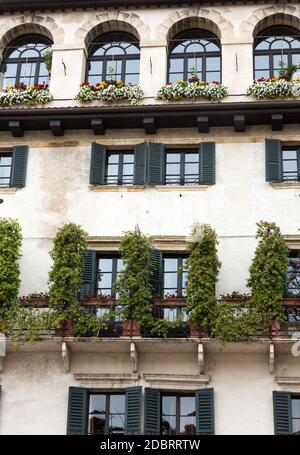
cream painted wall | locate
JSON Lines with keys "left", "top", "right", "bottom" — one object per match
{"left": 0, "top": 350, "right": 290, "bottom": 435}
{"left": 0, "top": 127, "right": 299, "bottom": 296}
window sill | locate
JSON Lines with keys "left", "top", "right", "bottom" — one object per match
{"left": 0, "top": 187, "right": 18, "bottom": 193}
{"left": 155, "top": 185, "right": 208, "bottom": 191}
{"left": 89, "top": 185, "right": 146, "bottom": 192}
{"left": 270, "top": 182, "right": 300, "bottom": 189}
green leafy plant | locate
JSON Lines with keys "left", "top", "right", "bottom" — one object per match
{"left": 247, "top": 221, "right": 289, "bottom": 334}
{"left": 212, "top": 303, "right": 260, "bottom": 342}
{"left": 114, "top": 227, "right": 154, "bottom": 327}
{"left": 43, "top": 49, "right": 53, "bottom": 75}
{"left": 0, "top": 218, "right": 22, "bottom": 332}
{"left": 278, "top": 60, "right": 299, "bottom": 81}
{"left": 185, "top": 223, "right": 221, "bottom": 330}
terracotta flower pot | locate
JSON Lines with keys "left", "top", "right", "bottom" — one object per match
{"left": 54, "top": 319, "right": 73, "bottom": 337}
{"left": 122, "top": 320, "right": 141, "bottom": 337}
{"left": 190, "top": 324, "right": 209, "bottom": 338}
{"left": 271, "top": 320, "right": 281, "bottom": 337}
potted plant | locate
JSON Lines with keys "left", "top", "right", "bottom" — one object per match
{"left": 19, "top": 292, "right": 49, "bottom": 307}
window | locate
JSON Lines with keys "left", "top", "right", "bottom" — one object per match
{"left": 106, "top": 151, "right": 134, "bottom": 185}
{"left": 165, "top": 149, "right": 199, "bottom": 185}
{"left": 87, "top": 32, "right": 140, "bottom": 85}
{"left": 162, "top": 307, "right": 188, "bottom": 322}
{"left": 88, "top": 393, "right": 126, "bottom": 435}
{"left": 161, "top": 394, "right": 196, "bottom": 435}
{"left": 286, "top": 251, "right": 300, "bottom": 297}
{"left": 163, "top": 256, "right": 187, "bottom": 298}
{"left": 97, "top": 256, "right": 124, "bottom": 297}
{"left": 254, "top": 26, "right": 300, "bottom": 80}
{"left": 2, "top": 35, "right": 51, "bottom": 87}
{"left": 282, "top": 147, "right": 299, "bottom": 181}
{"left": 0, "top": 153, "right": 12, "bottom": 187}
{"left": 168, "top": 29, "right": 221, "bottom": 84}
{"left": 292, "top": 396, "right": 300, "bottom": 435}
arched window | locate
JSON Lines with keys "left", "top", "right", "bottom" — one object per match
{"left": 167, "top": 29, "right": 221, "bottom": 83}
{"left": 87, "top": 32, "right": 140, "bottom": 85}
{"left": 2, "top": 35, "right": 51, "bottom": 87}
{"left": 254, "top": 26, "right": 300, "bottom": 79}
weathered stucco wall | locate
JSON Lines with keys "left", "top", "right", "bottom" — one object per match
{"left": 0, "top": 350, "right": 296, "bottom": 435}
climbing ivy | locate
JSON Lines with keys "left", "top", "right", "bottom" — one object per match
{"left": 0, "top": 218, "right": 22, "bottom": 332}
{"left": 185, "top": 223, "right": 221, "bottom": 330}
{"left": 247, "top": 220, "right": 289, "bottom": 334}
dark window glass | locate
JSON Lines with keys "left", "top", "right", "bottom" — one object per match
{"left": 163, "top": 256, "right": 187, "bottom": 298}
{"left": 292, "top": 397, "right": 300, "bottom": 435}
{"left": 282, "top": 148, "right": 299, "bottom": 181}
{"left": 3, "top": 35, "right": 51, "bottom": 87}
{"left": 106, "top": 151, "right": 134, "bottom": 185}
{"left": 161, "top": 394, "right": 196, "bottom": 435}
{"left": 168, "top": 29, "right": 221, "bottom": 83}
{"left": 88, "top": 393, "right": 125, "bottom": 435}
{"left": 97, "top": 256, "right": 124, "bottom": 297}
{"left": 254, "top": 26, "right": 300, "bottom": 79}
{"left": 286, "top": 252, "right": 300, "bottom": 298}
{"left": 0, "top": 153, "right": 12, "bottom": 187}
{"left": 87, "top": 32, "right": 140, "bottom": 84}
{"left": 165, "top": 150, "right": 199, "bottom": 185}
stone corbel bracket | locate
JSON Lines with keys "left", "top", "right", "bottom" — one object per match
{"left": 198, "top": 342, "right": 205, "bottom": 375}
{"left": 130, "top": 342, "right": 138, "bottom": 373}
{"left": 0, "top": 333, "right": 6, "bottom": 373}
{"left": 270, "top": 343, "right": 275, "bottom": 375}
{"left": 62, "top": 341, "right": 71, "bottom": 373}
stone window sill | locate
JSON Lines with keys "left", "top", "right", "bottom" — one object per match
{"left": 0, "top": 187, "right": 18, "bottom": 193}
{"left": 270, "top": 181, "right": 300, "bottom": 189}
{"left": 90, "top": 185, "right": 208, "bottom": 192}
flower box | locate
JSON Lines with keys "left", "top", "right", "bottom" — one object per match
{"left": 0, "top": 83, "right": 53, "bottom": 107}
{"left": 246, "top": 77, "right": 300, "bottom": 100}
{"left": 283, "top": 297, "right": 300, "bottom": 306}
{"left": 19, "top": 293, "right": 49, "bottom": 307}
{"left": 156, "top": 80, "right": 228, "bottom": 102}
{"left": 76, "top": 80, "right": 144, "bottom": 105}
{"left": 155, "top": 298, "right": 186, "bottom": 307}
{"left": 84, "top": 297, "right": 115, "bottom": 306}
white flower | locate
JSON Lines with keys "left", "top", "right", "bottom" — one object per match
{"left": 246, "top": 79, "right": 300, "bottom": 99}
{"left": 156, "top": 81, "right": 228, "bottom": 102}
{"left": 76, "top": 83, "right": 144, "bottom": 105}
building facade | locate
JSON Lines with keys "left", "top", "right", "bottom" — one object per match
{"left": 0, "top": 0, "right": 300, "bottom": 435}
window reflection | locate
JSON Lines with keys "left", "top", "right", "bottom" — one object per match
{"left": 88, "top": 393, "right": 125, "bottom": 435}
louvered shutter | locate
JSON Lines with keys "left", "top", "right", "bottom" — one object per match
{"left": 147, "top": 142, "right": 165, "bottom": 185}
{"left": 134, "top": 143, "right": 148, "bottom": 185}
{"left": 266, "top": 139, "right": 282, "bottom": 182}
{"left": 66, "top": 387, "right": 88, "bottom": 435}
{"left": 149, "top": 249, "right": 163, "bottom": 298}
{"left": 297, "top": 148, "right": 300, "bottom": 181}
{"left": 11, "top": 145, "right": 28, "bottom": 188}
{"left": 144, "top": 388, "right": 161, "bottom": 435}
{"left": 195, "top": 388, "right": 215, "bottom": 435}
{"left": 90, "top": 143, "right": 106, "bottom": 185}
{"left": 125, "top": 386, "right": 142, "bottom": 435}
{"left": 81, "top": 250, "right": 97, "bottom": 299}
{"left": 199, "top": 142, "right": 215, "bottom": 185}
{"left": 273, "top": 391, "right": 292, "bottom": 435}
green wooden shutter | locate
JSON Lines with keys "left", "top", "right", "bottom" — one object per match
{"left": 81, "top": 250, "right": 97, "bottom": 299}
{"left": 147, "top": 142, "right": 165, "bottom": 185}
{"left": 196, "top": 388, "right": 215, "bottom": 435}
{"left": 134, "top": 142, "right": 148, "bottom": 185}
{"left": 273, "top": 391, "right": 292, "bottom": 435}
{"left": 144, "top": 388, "right": 161, "bottom": 435}
{"left": 297, "top": 148, "right": 300, "bottom": 181}
{"left": 125, "top": 386, "right": 142, "bottom": 435}
{"left": 199, "top": 142, "right": 215, "bottom": 185}
{"left": 266, "top": 139, "right": 282, "bottom": 182}
{"left": 67, "top": 387, "right": 88, "bottom": 435}
{"left": 149, "top": 249, "right": 163, "bottom": 298}
{"left": 90, "top": 143, "right": 106, "bottom": 185}
{"left": 11, "top": 145, "right": 28, "bottom": 188}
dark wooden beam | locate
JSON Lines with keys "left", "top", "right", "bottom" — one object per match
{"left": 143, "top": 117, "right": 156, "bottom": 134}
{"left": 8, "top": 120, "right": 23, "bottom": 137}
{"left": 233, "top": 114, "right": 246, "bottom": 132}
{"left": 197, "top": 116, "right": 209, "bottom": 133}
{"left": 49, "top": 120, "right": 64, "bottom": 136}
{"left": 91, "top": 119, "right": 105, "bottom": 135}
{"left": 271, "top": 113, "right": 283, "bottom": 131}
